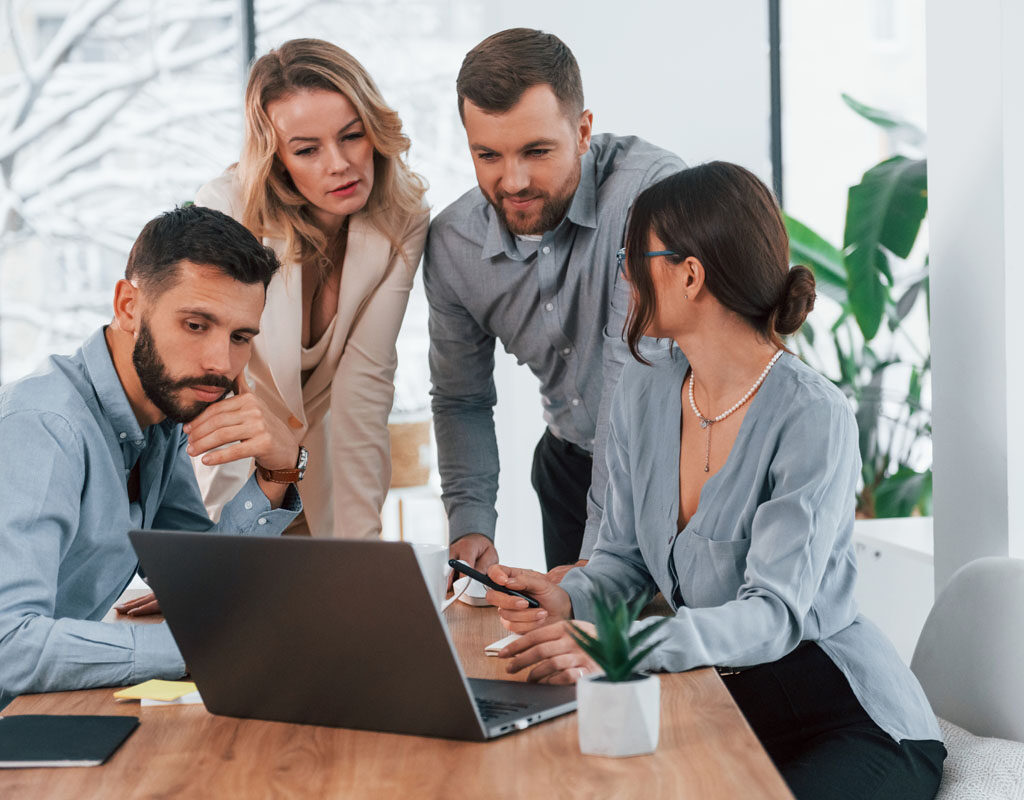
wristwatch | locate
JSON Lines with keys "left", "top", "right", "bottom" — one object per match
{"left": 255, "top": 445, "right": 308, "bottom": 484}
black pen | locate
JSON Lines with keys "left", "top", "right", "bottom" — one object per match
{"left": 448, "top": 559, "right": 541, "bottom": 609}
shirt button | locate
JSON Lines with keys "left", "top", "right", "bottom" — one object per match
{"left": 571, "top": 398, "right": 581, "bottom": 407}
{"left": 258, "top": 517, "right": 267, "bottom": 526}
{"left": 244, "top": 500, "right": 253, "bottom": 510}
{"left": 119, "top": 432, "right": 127, "bottom": 440}
{"left": 544, "top": 302, "right": 554, "bottom": 312}
{"left": 542, "top": 246, "right": 551, "bottom": 255}
{"left": 561, "top": 347, "right": 571, "bottom": 355}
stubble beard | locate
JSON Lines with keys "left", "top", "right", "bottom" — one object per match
{"left": 490, "top": 157, "right": 582, "bottom": 236}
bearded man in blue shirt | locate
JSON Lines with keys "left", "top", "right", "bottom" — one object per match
{"left": 0, "top": 205, "right": 306, "bottom": 707}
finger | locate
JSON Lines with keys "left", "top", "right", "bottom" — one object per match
{"left": 188, "top": 423, "right": 254, "bottom": 457}
{"left": 126, "top": 599, "right": 161, "bottom": 616}
{"left": 499, "top": 567, "right": 552, "bottom": 594}
{"left": 186, "top": 399, "right": 256, "bottom": 441}
{"left": 485, "top": 587, "right": 532, "bottom": 610}
{"left": 527, "top": 653, "right": 582, "bottom": 683}
{"left": 115, "top": 592, "right": 156, "bottom": 612}
{"left": 200, "top": 441, "right": 256, "bottom": 467}
{"left": 234, "top": 372, "right": 251, "bottom": 395}
{"left": 499, "top": 623, "right": 565, "bottom": 658}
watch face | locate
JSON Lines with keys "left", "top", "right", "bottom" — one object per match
{"left": 296, "top": 445, "right": 309, "bottom": 473}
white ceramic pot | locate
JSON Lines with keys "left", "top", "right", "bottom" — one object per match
{"left": 577, "top": 672, "right": 660, "bottom": 757}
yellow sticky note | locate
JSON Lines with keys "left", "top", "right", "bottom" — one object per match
{"left": 114, "top": 679, "right": 198, "bottom": 702}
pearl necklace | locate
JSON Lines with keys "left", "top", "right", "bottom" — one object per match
{"left": 687, "top": 350, "right": 784, "bottom": 472}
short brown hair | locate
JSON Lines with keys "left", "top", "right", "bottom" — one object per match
{"left": 624, "top": 163, "right": 816, "bottom": 362}
{"left": 456, "top": 28, "right": 584, "bottom": 121}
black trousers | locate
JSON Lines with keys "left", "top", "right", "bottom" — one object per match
{"left": 723, "top": 642, "right": 946, "bottom": 800}
{"left": 531, "top": 428, "right": 592, "bottom": 570}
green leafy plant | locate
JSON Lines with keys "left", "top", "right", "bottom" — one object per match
{"left": 568, "top": 591, "right": 669, "bottom": 682}
{"left": 787, "top": 94, "right": 931, "bottom": 518}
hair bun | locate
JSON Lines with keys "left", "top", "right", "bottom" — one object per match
{"left": 773, "top": 265, "right": 816, "bottom": 336}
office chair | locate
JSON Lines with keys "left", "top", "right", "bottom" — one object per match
{"left": 911, "top": 557, "right": 1024, "bottom": 799}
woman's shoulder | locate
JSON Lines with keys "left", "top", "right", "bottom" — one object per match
{"left": 617, "top": 343, "right": 686, "bottom": 401}
{"left": 771, "top": 353, "right": 856, "bottom": 432}
{"left": 195, "top": 167, "right": 242, "bottom": 218}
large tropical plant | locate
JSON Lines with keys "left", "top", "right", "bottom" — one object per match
{"left": 786, "top": 95, "right": 930, "bottom": 519}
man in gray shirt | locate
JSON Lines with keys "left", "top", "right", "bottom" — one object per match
{"left": 424, "top": 28, "right": 683, "bottom": 575}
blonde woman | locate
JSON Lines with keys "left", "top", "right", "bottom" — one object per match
{"left": 194, "top": 39, "right": 429, "bottom": 538}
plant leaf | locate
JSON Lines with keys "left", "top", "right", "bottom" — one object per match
{"left": 627, "top": 617, "right": 671, "bottom": 653}
{"left": 623, "top": 639, "right": 666, "bottom": 676}
{"left": 874, "top": 467, "right": 932, "bottom": 518}
{"left": 846, "top": 156, "right": 927, "bottom": 260}
{"left": 784, "top": 213, "right": 848, "bottom": 305}
{"left": 846, "top": 245, "right": 889, "bottom": 340}
{"left": 841, "top": 93, "right": 927, "bottom": 146}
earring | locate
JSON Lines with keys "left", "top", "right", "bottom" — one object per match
{"left": 684, "top": 294, "right": 689, "bottom": 300}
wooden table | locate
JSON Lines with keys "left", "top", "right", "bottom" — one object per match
{"left": 0, "top": 596, "right": 792, "bottom": 799}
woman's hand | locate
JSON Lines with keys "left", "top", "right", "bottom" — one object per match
{"left": 485, "top": 564, "right": 572, "bottom": 633}
{"left": 498, "top": 620, "right": 600, "bottom": 684}
{"left": 115, "top": 592, "right": 161, "bottom": 616}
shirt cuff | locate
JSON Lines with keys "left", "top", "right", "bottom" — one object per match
{"left": 560, "top": 570, "right": 595, "bottom": 621}
{"left": 131, "top": 622, "right": 187, "bottom": 683}
{"left": 446, "top": 504, "right": 497, "bottom": 543}
{"left": 218, "top": 474, "right": 302, "bottom": 535}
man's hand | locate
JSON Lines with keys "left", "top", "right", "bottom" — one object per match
{"left": 183, "top": 377, "right": 297, "bottom": 507}
{"left": 485, "top": 564, "right": 572, "bottom": 633}
{"left": 448, "top": 533, "right": 498, "bottom": 590}
{"left": 546, "top": 559, "right": 589, "bottom": 584}
{"left": 497, "top": 620, "right": 599, "bottom": 684}
{"left": 115, "top": 592, "right": 161, "bottom": 617}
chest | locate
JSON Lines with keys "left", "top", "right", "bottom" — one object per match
{"left": 677, "top": 386, "right": 752, "bottom": 530}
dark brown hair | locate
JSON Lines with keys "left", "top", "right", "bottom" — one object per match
{"left": 126, "top": 205, "right": 280, "bottom": 297}
{"left": 624, "top": 162, "right": 815, "bottom": 363}
{"left": 456, "top": 28, "right": 584, "bottom": 121}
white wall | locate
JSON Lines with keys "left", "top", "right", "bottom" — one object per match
{"left": 927, "top": 0, "right": 1024, "bottom": 590}
{"left": 476, "top": 2, "right": 773, "bottom": 570}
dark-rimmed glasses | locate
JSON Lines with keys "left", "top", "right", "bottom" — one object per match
{"left": 615, "top": 247, "right": 680, "bottom": 278}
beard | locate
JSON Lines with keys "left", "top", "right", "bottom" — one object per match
{"left": 132, "top": 319, "right": 233, "bottom": 424}
{"left": 488, "top": 158, "right": 581, "bottom": 236}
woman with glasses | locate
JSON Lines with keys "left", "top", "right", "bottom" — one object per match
{"left": 193, "top": 39, "right": 428, "bottom": 538}
{"left": 484, "top": 163, "right": 945, "bottom": 799}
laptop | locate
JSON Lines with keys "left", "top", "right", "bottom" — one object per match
{"left": 128, "top": 531, "right": 577, "bottom": 740}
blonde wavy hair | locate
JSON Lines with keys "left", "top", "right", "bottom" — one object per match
{"left": 238, "top": 39, "right": 427, "bottom": 274}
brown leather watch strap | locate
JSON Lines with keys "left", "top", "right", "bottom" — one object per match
{"left": 255, "top": 464, "right": 302, "bottom": 484}
{"left": 255, "top": 445, "right": 307, "bottom": 484}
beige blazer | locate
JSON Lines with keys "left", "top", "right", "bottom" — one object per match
{"left": 193, "top": 170, "right": 429, "bottom": 538}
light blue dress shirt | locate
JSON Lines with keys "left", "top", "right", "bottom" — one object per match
{"left": 424, "top": 134, "right": 683, "bottom": 555}
{"left": 0, "top": 328, "right": 300, "bottom": 706}
{"left": 561, "top": 348, "right": 941, "bottom": 743}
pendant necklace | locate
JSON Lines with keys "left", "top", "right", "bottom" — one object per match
{"left": 687, "top": 350, "right": 784, "bottom": 472}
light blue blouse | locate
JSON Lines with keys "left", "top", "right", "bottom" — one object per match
{"left": 561, "top": 348, "right": 941, "bottom": 743}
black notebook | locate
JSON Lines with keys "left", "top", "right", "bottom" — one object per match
{"left": 0, "top": 715, "right": 139, "bottom": 768}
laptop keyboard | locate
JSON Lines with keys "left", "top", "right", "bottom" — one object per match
{"left": 475, "top": 697, "right": 530, "bottom": 722}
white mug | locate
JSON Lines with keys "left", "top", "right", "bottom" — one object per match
{"left": 410, "top": 543, "right": 448, "bottom": 612}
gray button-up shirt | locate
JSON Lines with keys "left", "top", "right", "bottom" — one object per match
{"left": 424, "top": 134, "right": 683, "bottom": 555}
{"left": 0, "top": 328, "right": 300, "bottom": 705}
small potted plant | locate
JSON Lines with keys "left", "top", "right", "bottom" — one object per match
{"left": 569, "top": 591, "right": 669, "bottom": 757}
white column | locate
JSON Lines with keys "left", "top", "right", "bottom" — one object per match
{"left": 927, "top": 0, "right": 1024, "bottom": 590}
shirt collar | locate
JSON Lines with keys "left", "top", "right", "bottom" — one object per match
{"left": 80, "top": 326, "right": 147, "bottom": 446}
{"left": 480, "top": 148, "right": 599, "bottom": 262}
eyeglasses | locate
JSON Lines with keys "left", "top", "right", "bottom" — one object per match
{"left": 615, "top": 247, "right": 680, "bottom": 277}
